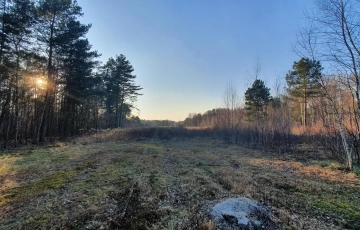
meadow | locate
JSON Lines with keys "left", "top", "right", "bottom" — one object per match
{"left": 0, "top": 129, "right": 359, "bottom": 229}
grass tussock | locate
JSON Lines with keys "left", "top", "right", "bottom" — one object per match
{"left": 0, "top": 136, "right": 359, "bottom": 229}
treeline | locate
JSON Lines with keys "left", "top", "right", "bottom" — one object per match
{"left": 141, "top": 119, "right": 179, "bottom": 127}
{"left": 184, "top": 58, "right": 359, "bottom": 169}
{"left": 183, "top": 0, "right": 360, "bottom": 172}
{"left": 0, "top": 0, "right": 142, "bottom": 147}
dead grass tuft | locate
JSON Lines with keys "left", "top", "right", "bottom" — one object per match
{"left": 252, "top": 159, "right": 360, "bottom": 185}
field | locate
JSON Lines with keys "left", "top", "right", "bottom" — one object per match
{"left": 0, "top": 134, "right": 360, "bottom": 229}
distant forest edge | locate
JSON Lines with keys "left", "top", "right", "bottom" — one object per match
{"left": 0, "top": 0, "right": 142, "bottom": 147}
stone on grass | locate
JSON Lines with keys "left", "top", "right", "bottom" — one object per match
{"left": 210, "top": 197, "right": 274, "bottom": 229}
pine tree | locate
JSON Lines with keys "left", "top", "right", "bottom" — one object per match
{"left": 102, "top": 55, "right": 142, "bottom": 128}
{"left": 9, "top": 0, "right": 35, "bottom": 146}
{"left": 34, "top": 0, "right": 84, "bottom": 142}
{"left": 286, "top": 57, "right": 322, "bottom": 126}
{"left": 0, "top": 0, "right": 35, "bottom": 147}
{"left": 0, "top": 0, "right": 14, "bottom": 142}
{"left": 245, "top": 79, "right": 271, "bottom": 121}
{"left": 56, "top": 18, "right": 99, "bottom": 137}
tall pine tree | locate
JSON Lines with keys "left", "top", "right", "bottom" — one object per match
{"left": 102, "top": 54, "right": 142, "bottom": 128}
{"left": 56, "top": 18, "right": 99, "bottom": 137}
{"left": 286, "top": 57, "right": 322, "bottom": 126}
{"left": 34, "top": 0, "right": 84, "bottom": 142}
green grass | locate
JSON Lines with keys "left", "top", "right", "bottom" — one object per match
{"left": 310, "top": 186, "right": 360, "bottom": 228}
{"left": 1, "top": 170, "right": 76, "bottom": 206}
{"left": 353, "top": 165, "right": 360, "bottom": 177}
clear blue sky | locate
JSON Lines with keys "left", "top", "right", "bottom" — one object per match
{"left": 77, "top": 0, "right": 315, "bottom": 121}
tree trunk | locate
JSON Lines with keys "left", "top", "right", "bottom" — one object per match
{"left": 14, "top": 44, "right": 20, "bottom": 147}
{"left": 304, "top": 83, "right": 307, "bottom": 127}
{"left": 0, "top": 0, "right": 7, "bottom": 66}
{"left": 39, "top": 14, "right": 56, "bottom": 143}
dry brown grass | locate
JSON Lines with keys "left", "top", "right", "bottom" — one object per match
{"left": 291, "top": 124, "right": 328, "bottom": 135}
{"left": 252, "top": 159, "right": 360, "bottom": 185}
{"left": 0, "top": 137, "right": 359, "bottom": 229}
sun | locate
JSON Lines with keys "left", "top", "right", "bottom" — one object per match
{"left": 37, "top": 78, "right": 43, "bottom": 85}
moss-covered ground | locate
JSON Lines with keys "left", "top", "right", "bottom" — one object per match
{"left": 0, "top": 138, "right": 359, "bottom": 229}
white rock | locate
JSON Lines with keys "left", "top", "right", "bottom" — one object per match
{"left": 210, "top": 197, "right": 268, "bottom": 228}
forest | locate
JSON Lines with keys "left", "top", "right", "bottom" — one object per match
{"left": 0, "top": 0, "right": 142, "bottom": 147}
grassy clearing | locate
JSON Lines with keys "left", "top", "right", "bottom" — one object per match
{"left": 0, "top": 137, "right": 359, "bottom": 229}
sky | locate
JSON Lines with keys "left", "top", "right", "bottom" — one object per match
{"left": 77, "top": 0, "right": 316, "bottom": 121}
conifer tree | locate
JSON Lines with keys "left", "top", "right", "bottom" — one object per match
{"left": 245, "top": 79, "right": 271, "bottom": 121}
{"left": 286, "top": 57, "right": 322, "bottom": 126}
{"left": 35, "top": 0, "right": 84, "bottom": 142}
{"left": 102, "top": 54, "right": 142, "bottom": 128}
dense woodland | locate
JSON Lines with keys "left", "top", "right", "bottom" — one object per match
{"left": 0, "top": 0, "right": 142, "bottom": 147}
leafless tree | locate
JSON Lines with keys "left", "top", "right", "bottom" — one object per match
{"left": 313, "top": 0, "right": 360, "bottom": 123}
{"left": 253, "top": 56, "right": 262, "bottom": 80}
{"left": 292, "top": 23, "right": 318, "bottom": 61}
{"left": 319, "top": 76, "right": 353, "bottom": 169}
{"left": 294, "top": 0, "right": 360, "bottom": 169}
{"left": 217, "top": 81, "right": 242, "bottom": 143}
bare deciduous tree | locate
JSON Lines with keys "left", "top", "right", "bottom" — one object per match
{"left": 293, "top": 0, "right": 360, "bottom": 169}
{"left": 313, "top": 0, "right": 360, "bottom": 124}
{"left": 319, "top": 75, "right": 353, "bottom": 169}
{"left": 217, "top": 81, "right": 242, "bottom": 143}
